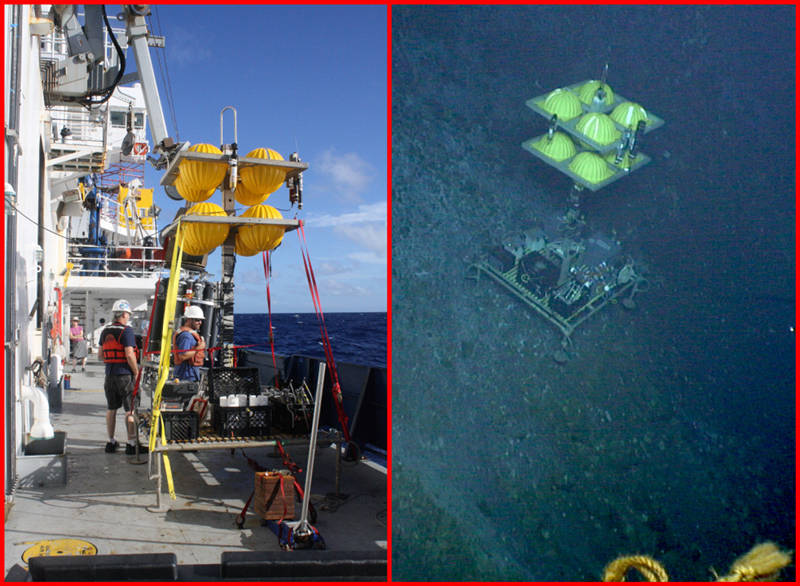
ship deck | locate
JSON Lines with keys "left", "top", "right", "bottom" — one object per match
{"left": 4, "top": 359, "right": 387, "bottom": 580}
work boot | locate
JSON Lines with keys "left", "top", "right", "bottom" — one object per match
{"left": 125, "top": 442, "right": 148, "bottom": 455}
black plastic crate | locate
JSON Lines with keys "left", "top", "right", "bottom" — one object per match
{"left": 247, "top": 406, "right": 271, "bottom": 437}
{"left": 162, "top": 411, "right": 198, "bottom": 442}
{"left": 213, "top": 405, "right": 271, "bottom": 437}
{"left": 213, "top": 406, "right": 249, "bottom": 437}
{"left": 162, "top": 381, "right": 199, "bottom": 403}
{"left": 207, "top": 368, "right": 260, "bottom": 403}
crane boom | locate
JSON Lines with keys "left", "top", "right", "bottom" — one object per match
{"left": 122, "top": 5, "right": 172, "bottom": 158}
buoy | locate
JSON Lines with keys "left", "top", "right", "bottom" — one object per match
{"left": 237, "top": 204, "right": 284, "bottom": 253}
{"left": 181, "top": 202, "right": 229, "bottom": 255}
{"left": 239, "top": 147, "right": 285, "bottom": 202}
{"left": 175, "top": 143, "right": 227, "bottom": 202}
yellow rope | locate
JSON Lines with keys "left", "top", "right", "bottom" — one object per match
{"left": 603, "top": 555, "right": 669, "bottom": 581}
{"left": 603, "top": 543, "right": 792, "bottom": 582}
{"left": 715, "top": 542, "right": 793, "bottom": 582}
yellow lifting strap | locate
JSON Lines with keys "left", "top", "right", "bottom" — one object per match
{"left": 602, "top": 542, "right": 792, "bottom": 582}
{"left": 148, "top": 221, "right": 186, "bottom": 500}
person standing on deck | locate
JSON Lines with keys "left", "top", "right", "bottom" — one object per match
{"left": 69, "top": 317, "right": 88, "bottom": 372}
{"left": 173, "top": 305, "right": 206, "bottom": 382}
{"left": 100, "top": 299, "right": 147, "bottom": 455}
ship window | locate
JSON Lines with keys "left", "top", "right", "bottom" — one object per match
{"left": 110, "top": 111, "right": 145, "bottom": 129}
{"left": 110, "top": 110, "right": 126, "bottom": 127}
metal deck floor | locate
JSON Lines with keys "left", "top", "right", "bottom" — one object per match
{"left": 5, "top": 360, "right": 387, "bottom": 578}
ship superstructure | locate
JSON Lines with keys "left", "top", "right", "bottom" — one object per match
{"left": 5, "top": 5, "right": 167, "bottom": 482}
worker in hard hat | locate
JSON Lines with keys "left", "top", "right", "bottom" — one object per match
{"left": 100, "top": 299, "right": 146, "bottom": 455}
{"left": 173, "top": 305, "right": 206, "bottom": 382}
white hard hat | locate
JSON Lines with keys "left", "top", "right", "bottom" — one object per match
{"left": 183, "top": 305, "right": 205, "bottom": 320}
{"left": 112, "top": 299, "right": 132, "bottom": 313}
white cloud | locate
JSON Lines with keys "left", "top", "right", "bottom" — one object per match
{"left": 317, "top": 150, "right": 373, "bottom": 201}
{"left": 307, "top": 202, "right": 386, "bottom": 228}
{"left": 165, "top": 26, "right": 212, "bottom": 67}
{"left": 305, "top": 203, "right": 386, "bottom": 263}
{"left": 335, "top": 224, "right": 386, "bottom": 257}
{"left": 348, "top": 251, "right": 385, "bottom": 264}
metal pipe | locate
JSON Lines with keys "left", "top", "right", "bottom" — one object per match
{"left": 295, "top": 362, "right": 326, "bottom": 536}
{"left": 5, "top": 3, "right": 22, "bottom": 499}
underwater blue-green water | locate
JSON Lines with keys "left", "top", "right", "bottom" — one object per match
{"left": 391, "top": 5, "right": 794, "bottom": 581}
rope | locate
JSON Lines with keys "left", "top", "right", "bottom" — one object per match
{"left": 602, "top": 555, "right": 669, "bottom": 582}
{"left": 715, "top": 542, "right": 792, "bottom": 582}
{"left": 602, "top": 542, "right": 792, "bottom": 582}
{"left": 296, "top": 222, "right": 351, "bottom": 443}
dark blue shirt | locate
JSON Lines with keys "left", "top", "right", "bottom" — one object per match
{"left": 104, "top": 324, "right": 137, "bottom": 376}
{"left": 174, "top": 330, "right": 201, "bottom": 381}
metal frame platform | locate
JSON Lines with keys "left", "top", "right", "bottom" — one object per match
{"left": 159, "top": 148, "right": 308, "bottom": 188}
{"left": 468, "top": 259, "right": 636, "bottom": 341}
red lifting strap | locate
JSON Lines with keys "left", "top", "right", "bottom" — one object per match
{"left": 297, "top": 222, "right": 352, "bottom": 443}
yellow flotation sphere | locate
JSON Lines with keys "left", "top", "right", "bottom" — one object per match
{"left": 234, "top": 180, "right": 270, "bottom": 207}
{"left": 569, "top": 152, "right": 614, "bottom": 184}
{"left": 529, "top": 132, "right": 576, "bottom": 162}
{"left": 576, "top": 112, "right": 621, "bottom": 146}
{"left": 175, "top": 143, "right": 227, "bottom": 202}
{"left": 234, "top": 232, "right": 259, "bottom": 257}
{"left": 240, "top": 148, "right": 285, "bottom": 200}
{"left": 610, "top": 101, "right": 648, "bottom": 129}
{"left": 541, "top": 88, "right": 582, "bottom": 121}
{"left": 238, "top": 204, "right": 284, "bottom": 253}
{"left": 577, "top": 80, "right": 614, "bottom": 107}
{"left": 181, "top": 202, "right": 229, "bottom": 256}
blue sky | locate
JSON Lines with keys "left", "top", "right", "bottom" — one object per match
{"left": 140, "top": 5, "right": 387, "bottom": 313}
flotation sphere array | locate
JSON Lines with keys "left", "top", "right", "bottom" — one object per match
{"left": 181, "top": 202, "right": 229, "bottom": 255}
{"left": 175, "top": 143, "right": 227, "bottom": 202}
{"left": 236, "top": 148, "right": 285, "bottom": 205}
{"left": 530, "top": 132, "right": 576, "bottom": 162}
{"left": 236, "top": 204, "right": 284, "bottom": 254}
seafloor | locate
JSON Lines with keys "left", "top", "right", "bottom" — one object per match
{"left": 390, "top": 5, "right": 795, "bottom": 582}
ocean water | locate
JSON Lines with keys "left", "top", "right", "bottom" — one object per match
{"left": 392, "top": 5, "right": 794, "bottom": 582}
{"left": 234, "top": 312, "right": 387, "bottom": 368}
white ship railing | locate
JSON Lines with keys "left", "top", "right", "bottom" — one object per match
{"left": 67, "top": 243, "right": 164, "bottom": 278}
{"left": 47, "top": 106, "right": 108, "bottom": 152}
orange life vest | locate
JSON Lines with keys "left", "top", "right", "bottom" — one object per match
{"left": 100, "top": 324, "right": 139, "bottom": 363}
{"left": 172, "top": 327, "right": 205, "bottom": 366}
